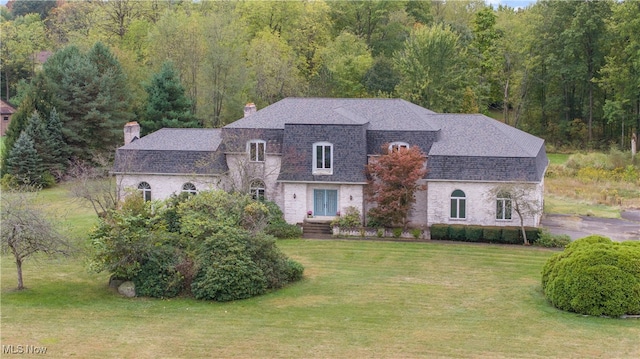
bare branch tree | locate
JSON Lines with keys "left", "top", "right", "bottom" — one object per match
{"left": 1, "top": 187, "right": 73, "bottom": 290}
{"left": 488, "top": 183, "right": 543, "bottom": 245}
{"left": 66, "top": 155, "right": 119, "bottom": 217}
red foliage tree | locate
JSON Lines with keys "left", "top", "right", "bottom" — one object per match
{"left": 365, "top": 144, "right": 427, "bottom": 228}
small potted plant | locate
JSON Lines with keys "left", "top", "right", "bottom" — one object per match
{"left": 307, "top": 210, "right": 313, "bottom": 218}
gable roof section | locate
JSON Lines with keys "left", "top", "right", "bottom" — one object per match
{"left": 113, "top": 128, "right": 227, "bottom": 175}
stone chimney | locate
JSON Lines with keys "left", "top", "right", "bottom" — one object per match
{"left": 124, "top": 121, "right": 140, "bottom": 145}
{"left": 244, "top": 103, "right": 257, "bottom": 117}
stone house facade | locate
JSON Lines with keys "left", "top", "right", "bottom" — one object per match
{"left": 113, "top": 98, "right": 548, "bottom": 228}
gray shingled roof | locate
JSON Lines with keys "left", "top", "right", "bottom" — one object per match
{"left": 118, "top": 128, "right": 222, "bottom": 151}
{"left": 225, "top": 98, "right": 439, "bottom": 131}
{"left": 113, "top": 128, "right": 227, "bottom": 175}
{"left": 427, "top": 114, "right": 544, "bottom": 157}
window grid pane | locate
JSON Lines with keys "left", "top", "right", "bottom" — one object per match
{"left": 324, "top": 145, "right": 331, "bottom": 169}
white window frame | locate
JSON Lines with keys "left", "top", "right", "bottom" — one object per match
{"left": 389, "top": 141, "right": 410, "bottom": 152}
{"left": 182, "top": 182, "right": 197, "bottom": 195}
{"left": 450, "top": 189, "right": 466, "bottom": 220}
{"left": 313, "top": 142, "right": 333, "bottom": 175}
{"left": 138, "top": 181, "right": 151, "bottom": 202}
{"left": 496, "top": 192, "right": 512, "bottom": 220}
{"left": 247, "top": 140, "right": 266, "bottom": 162}
{"left": 250, "top": 179, "right": 266, "bottom": 200}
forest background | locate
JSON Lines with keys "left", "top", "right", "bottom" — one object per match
{"left": 1, "top": 0, "right": 639, "bottom": 171}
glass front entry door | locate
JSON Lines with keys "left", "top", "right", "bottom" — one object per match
{"left": 313, "top": 189, "right": 338, "bottom": 216}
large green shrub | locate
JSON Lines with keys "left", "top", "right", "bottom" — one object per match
{"left": 90, "top": 190, "right": 304, "bottom": 301}
{"left": 191, "top": 228, "right": 268, "bottom": 301}
{"left": 133, "top": 245, "right": 185, "bottom": 298}
{"left": 541, "top": 235, "right": 640, "bottom": 317}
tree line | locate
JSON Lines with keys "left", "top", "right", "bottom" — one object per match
{"left": 1, "top": 0, "right": 639, "bottom": 181}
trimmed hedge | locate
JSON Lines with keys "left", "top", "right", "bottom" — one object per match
{"left": 430, "top": 224, "right": 541, "bottom": 245}
{"left": 542, "top": 235, "right": 640, "bottom": 317}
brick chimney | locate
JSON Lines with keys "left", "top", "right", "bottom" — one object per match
{"left": 244, "top": 103, "right": 257, "bottom": 117}
{"left": 124, "top": 121, "right": 140, "bottom": 145}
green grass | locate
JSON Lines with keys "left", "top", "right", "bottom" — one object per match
{"left": 547, "top": 153, "right": 570, "bottom": 165}
{"left": 2, "top": 241, "right": 638, "bottom": 358}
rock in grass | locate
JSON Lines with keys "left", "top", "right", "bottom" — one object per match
{"left": 118, "top": 281, "right": 136, "bottom": 298}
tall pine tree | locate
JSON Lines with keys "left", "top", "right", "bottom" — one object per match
{"left": 141, "top": 61, "right": 199, "bottom": 135}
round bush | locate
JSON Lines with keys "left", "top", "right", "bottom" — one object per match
{"left": 542, "top": 235, "right": 640, "bottom": 317}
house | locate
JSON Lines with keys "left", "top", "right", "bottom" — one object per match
{"left": 1, "top": 99, "right": 16, "bottom": 137}
{"left": 113, "top": 98, "right": 548, "bottom": 229}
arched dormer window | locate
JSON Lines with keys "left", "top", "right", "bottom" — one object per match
{"left": 450, "top": 189, "right": 466, "bottom": 219}
{"left": 138, "top": 182, "right": 151, "bottom": 202}
{"left": 496, "top": 191, "right": 512, "bottom": 220}
{"left": 389, "top": 141, "right": 410, "bottom": 152}
{"left": 247, "top": 140, "right": 266, "bottom": 162}
{"left": 313, "top": 142, "right": 333, "bottom": 175}
{"left": 250, "top": 179, "right": 266, "bottom": 200}
{"left": 182, "top": 182, "right": 197, "bottom": 195}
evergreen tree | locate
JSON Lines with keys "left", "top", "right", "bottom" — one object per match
{"left": 5, "top": 131, "right": 44, "bottom": 186}
{"left": 42, "top": 43, "right": 134, "bottom": 160}
{"left": 141, "top": 61, "right": 199, "bottom": 135}
{"left": 44, "top": 108, "right": 69, "bottom": 176}
{"left": 2, "top": 72, "right": 59, "bottom": 174}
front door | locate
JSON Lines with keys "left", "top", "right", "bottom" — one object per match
{"left": 314, "top": 189, "right": 338, "bottom": 216}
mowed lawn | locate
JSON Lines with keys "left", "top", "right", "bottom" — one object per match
{"left": 2, "top": 238, "right": 639, "bottom": 358}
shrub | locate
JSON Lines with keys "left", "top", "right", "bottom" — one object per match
{"left": 133, "top": 245, "right": 185, "bottom": 298}
{"left": 284, "top": 259, "right": 305, "bottom": 283}
{"left": 331, "top": 206, "right": 362, "bottom": 228}
{"left": 482, "top": 226, "right": 502, "bottom": 242}
{"left": 265, "top": 222, "right": 302, "bottom": 239}
{"left": 501, "top": 227, "right": 521, "bottom": 244}
{"left": 524, "top": 227, "right": 541, "bottom": 244}
{"left": 448, "top": 225, "right": 466, "bottom": 241}
{"left": 542, "top": 235, "right": 640, "bottom": 317}
{"left": 410, "top": 228, "right": 422, "bottom": 239}
{"left": 429, "top": 224, "right": 448, "bottom": 240}
{"left": 392, "top": 227, "right": 403, "bottom": 238}
{"left": 191, "top": 228, "right": 268, "bottom": 301}
{"left": 464, "top": 226, "right": 483, "bottom": 242}
{"left": 535, "top": 229, "right": 571, "bottom": 248}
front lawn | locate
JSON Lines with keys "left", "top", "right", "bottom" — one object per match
{"left": 2, "top": 239, "right": 638, "bottom": 358}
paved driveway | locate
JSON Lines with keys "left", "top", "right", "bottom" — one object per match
{"left": 541, "top": 210, "right": 640, "bottom": 241}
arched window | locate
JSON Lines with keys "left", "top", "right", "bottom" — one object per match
{"left": 247, "top": 140, "right": 266, "bottom": 162}
{"left": 250, "top": 179, "right": 266, "bottom": 200}
{"left": 138, "top": 182, "right": 151, "bottom": 202}
{"left": 389, "top": 141, "right": 410, "bottom": 152}
{"left": 496, "top": 192, "right": 512, "bottom": 220}
{"left": 182, "top": 182, "right": 197, "bottom": 195}
{"left": 313, "top": 141, "right": 333, "bottom": 174}
{"left": 450, "top": 189, "right": 466, "bottom": 219}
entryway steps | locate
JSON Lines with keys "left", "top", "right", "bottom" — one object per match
{"left": 302, "top": 221, "right": 333, "bottom": 238}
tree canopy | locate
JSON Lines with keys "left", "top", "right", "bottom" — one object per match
{"left": 1, "top": 0, "right": 639, "bottom": 162}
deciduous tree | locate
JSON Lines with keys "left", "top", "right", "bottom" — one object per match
{"left": 1, "top": 188, "right": 72, "bottom": 290}
{"left": 365, "top": 145, "right": 427, "bottom": 228}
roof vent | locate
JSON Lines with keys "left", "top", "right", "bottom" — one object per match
{"left": 244, "top": 103, "right": 257, "bottom": 117}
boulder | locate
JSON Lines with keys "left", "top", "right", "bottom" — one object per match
{"left": 118, "top": 281, "right": 136, "bottom": 298}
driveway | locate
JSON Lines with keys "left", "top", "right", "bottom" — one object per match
{"left": 541, "top": 210, "right": 640, "bottom": 241}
